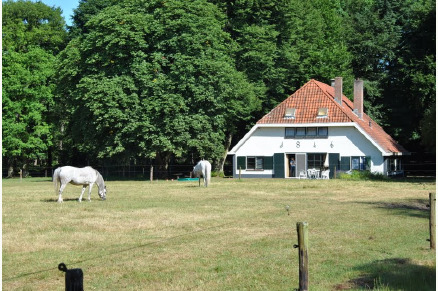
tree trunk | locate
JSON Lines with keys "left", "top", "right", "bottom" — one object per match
{"left": 217, "top": 132, "right": 233, "bottom": 174}
{"left": 155, "top": 152, "right": 171, "bottom": 179}
{"left": 7, "top": 157, "right": 15, "bottom": 178}
{"left": 47, "top": 146, "right": 53, "bottom": 174}
{"left": 22, "top": 163, "right": 29, "bottom": 178}
{"left": 8, "top": 165, "right": 14, "bottom": 178}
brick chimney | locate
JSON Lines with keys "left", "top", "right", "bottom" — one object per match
{"left": 353, "top": 79, "right": 364, "bottom": 119}
{"left": 334, "top": 77, "right": 342, "bottom": 106}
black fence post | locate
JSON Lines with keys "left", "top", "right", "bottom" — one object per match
{"left": 58, "top": 263, "right": 83, "bottom": 291}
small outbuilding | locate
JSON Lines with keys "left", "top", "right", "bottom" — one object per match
{"left": 228, "top": 78, "right": 409, "bottom": 179}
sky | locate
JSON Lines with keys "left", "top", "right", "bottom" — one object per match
{"left": 36, "top": 0, "right": 80, "bottom": 26}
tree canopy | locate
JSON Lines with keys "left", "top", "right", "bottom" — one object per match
{"left": 2, "top": 0, "right": 435, "bottom": 176}
{"left": 55, "top": 0, "right": 258, "bottom": 171}
{"left": 2, "top": 0, "right": 67, "bottom": 176}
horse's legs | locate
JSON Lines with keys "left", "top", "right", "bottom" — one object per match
{"left": 198, "top": 177, "right": 201, "bottom": 187}
{"left": 79, "top": 186, "right": 87, "bottom": 202}
{"left": 57, "top": 183, "right": 67, "bottom": 203}
{"left": 87, "top": 184, "right": 94, "bottom": 202}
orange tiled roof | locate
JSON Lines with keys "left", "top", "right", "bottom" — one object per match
{"left": 257, "top": 79, "right": 408, "bottom": 154}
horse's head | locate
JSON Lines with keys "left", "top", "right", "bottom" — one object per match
{"left": 98, "top": 186, "right": 107, "bottom": 200}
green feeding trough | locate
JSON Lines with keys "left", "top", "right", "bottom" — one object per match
{"left": 178, "top": 178, "right": 199, "bottom": 181}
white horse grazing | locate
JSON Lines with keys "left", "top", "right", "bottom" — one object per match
{"left": 193, "top": 160, "right": 211, "bottom": 187}
{"left": 53, "top": 166, "right": 107, "bottom": 203}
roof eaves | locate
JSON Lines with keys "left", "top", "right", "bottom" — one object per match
{"left": 228, "top": 124, "right": 259, "bottom": 154}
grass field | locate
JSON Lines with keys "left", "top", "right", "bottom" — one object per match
{"left": 2, "top": 177, "right": 436, "bottom": 290}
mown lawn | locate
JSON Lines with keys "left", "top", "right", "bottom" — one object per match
{"left": 2, "top": 177, "right": 436, "bottom": 290}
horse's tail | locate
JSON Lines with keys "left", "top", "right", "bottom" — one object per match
{"left": 205, "top": 162, "right": 211, "bottom": 187}
{"left": 53, "top": 167, "right": 61, "bottom": 195}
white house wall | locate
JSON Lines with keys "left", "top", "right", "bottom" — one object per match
{"left": 233, "top": 125, "right": 385, "bottom": 176}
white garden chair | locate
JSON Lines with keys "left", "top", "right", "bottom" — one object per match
{"left": 321, "top": 170, "right": 330, "bottom": 179}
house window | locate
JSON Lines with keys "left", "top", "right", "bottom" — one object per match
{"left": 318, "top": 127, "right": 328, "bottom": 137}
{"left": 308, "top": 153, "right": 324, "bottom": 169}
{"left": 284, "top": 108, "right": 296, "bottom": 118}
{"left": 284, "top": 127, "right": 328, "bottom": 139}
{"left": 307, "top": 127, "right": 317, "bottom": 137}
{"left": 285, "top": 128, "right": 295, "bottom": 138}
{"left": 296, "top": 128, "right": 306, "bottom": 137}
{"left": 351, "top": 156, "right": 370, "bottom": 171}
{"left": 388, "top": 158, "right": 402, "bottom": 172}
{"left": 247, "top": 157, "right": 264, "bottom": 170}
{"left": 317, "top": 108, "right": 328, "bottom": 117}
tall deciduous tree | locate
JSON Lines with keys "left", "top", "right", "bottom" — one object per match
{"left": 343, "top": 0, "right": 435, "bottom": 151}
{"left": 55, "top": 0, "right": 258, "bottom": 174}
{"left": 210, "top": 0, "right": 354, "bottom": 150}
{"left": 2, "top": 0, "right": 67, "bottom": 176}
{"left": 342, "top": 0, "right": 403, "bottom": 124}
{"left": 383, "top": 0, "right": 435, "bottom": 151}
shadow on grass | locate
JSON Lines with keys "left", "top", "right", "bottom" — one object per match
{"left": 357, "top": 199, "right": 430, "bottom": 219}
{"left": 41, "top": 198, "right": 83, "bottom": 203}
{"left": 31, "top": 179, "right": 53, "bottom": 182}
{"left": 334, "top": 258, "right": 436, "bottom": 290}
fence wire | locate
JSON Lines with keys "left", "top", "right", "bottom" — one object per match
{"left": 2, "top": 162, "right": 435, "bottom": 179}
{"left": 3, "top": 220, "right": 237, "bottom": 283}
{"left": 2, "top": 164, "right": 235, "bottom": 180}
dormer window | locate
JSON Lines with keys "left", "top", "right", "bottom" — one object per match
{"left": 284, "top": 108, "right": 296, "bottom": 119}
{"left": 317, "top": 108, "right": 328, "bottom": 117}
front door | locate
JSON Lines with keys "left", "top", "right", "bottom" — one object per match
{"left": 287, "top": 154, "right": 296, "bottom": 177}
{"left": 296, "top": 154, "right": 306, "bottom": 178}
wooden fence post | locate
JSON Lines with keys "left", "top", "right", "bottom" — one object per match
{"left": 429, "top": 193, "right": 436, "bottom": 250}
{"left": 150, "top": 165, "right": 153, "bottom": 183}
{"left": 58, "top": 263, "right": 83, "bottom": 291}
{"left": 294, "top": 222, "right": 309, "bottom": 291}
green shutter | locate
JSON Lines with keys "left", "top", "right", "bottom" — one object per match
{"left": 329, "top": 153, "right": 340, "bottom": 178}
{"left": 340, "top": 157, "right": 350, "bottom": 171}
{"left": 273, "top": 153, "right": 285, "bottom": 178}
{"left": 264, "top": 156, "right": 273, "bottom": 170}
{"left": 237, "top": 156, "right": 246, "bottom": 170}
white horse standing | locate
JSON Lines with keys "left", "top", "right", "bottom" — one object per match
{"left": 53, "top": 166, "right": 107, "bottom": 203}
{"left": 193, "top": 160, "right": 211, "bottom": 187}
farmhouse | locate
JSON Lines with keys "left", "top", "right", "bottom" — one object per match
{"left": 228, "top": 77, "right": 409, "bottom": 179}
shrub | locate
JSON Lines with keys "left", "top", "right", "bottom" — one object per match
{"left": 338, "top": 170, "right": 388, "bottom": 181}
{"left": 211, "top": 170, "right": 225, "bottom": 178}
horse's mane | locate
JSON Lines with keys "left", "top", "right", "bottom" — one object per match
{"left": 95, "top": 170, "right": 105, "bottom": 186}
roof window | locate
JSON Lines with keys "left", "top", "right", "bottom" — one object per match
{"left": 317, "top": 108, "right": 328, "bottom": 117}
{"left": 284, "top": 108, "right": 296, "bottom": 119}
